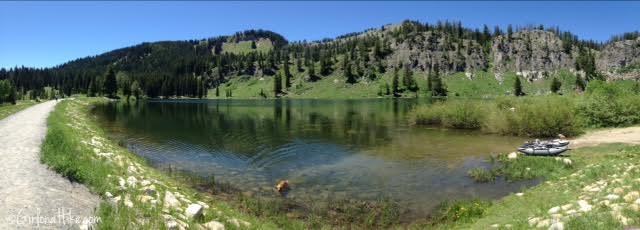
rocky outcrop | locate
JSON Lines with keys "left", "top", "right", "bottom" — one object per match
{"left": 388, "top": 31, "right": 488, "bottom": 74}
{"left": 596, "top": 38, "right": 640, "bottom": 80}
{"left": 492, "top": 30, "right": 575, "bottom": 81}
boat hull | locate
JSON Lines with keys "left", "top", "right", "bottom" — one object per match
{"left": 518, "top": 146, "right": 568, "bottom": 156}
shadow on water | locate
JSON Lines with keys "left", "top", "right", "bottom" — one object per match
{"left": 92, "top": 98, "right": 537, "bottom": 222}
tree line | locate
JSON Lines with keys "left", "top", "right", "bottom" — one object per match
{"left": 0, "top": 22, "right": 630, "bottom": 101}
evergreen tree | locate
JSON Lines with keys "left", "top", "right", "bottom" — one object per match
{"left": 251, "top": 41, "right": 257, "bottom": 49}
{"left": 403, "top": 64, "right": 418, "bottom": 92}
{"left": 514, "top": 76, "right": 525, "bottom": 96}
{"left": 345, "top": 62, "right": 357, "bottom": 84}
{"left": 550, "top": 77, "right": 562, "bottom": 93}
{"left": 103, "top": 68, "right": 118, "bottom": 98}
{"left": 392, "top": 67, "right": 400, "bottom": 97}
{"left": 284, "top": 60, "right": 292, "bottom": 88}
{"left": 88, "top": 80, "right": 97, "bottom": 97}
{"left": 385, "top": 83, "right": 391, "bottom": 95}
{"left": 296, "top": 58, "right": 303, "bottom": 72}
{"left": 274, "top": 72, "right": 282, "bottom": 97}
{"left": 575, "top": 74, "right": 586, "bottom": 92}
{"left": 431, "top": 68, "right": 447, "bottom": 97}
{"left": 307, "top": 62, "right": 319, "bottom": 81}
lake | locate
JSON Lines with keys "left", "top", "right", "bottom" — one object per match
{"left": 92, "top": 99, "right": 534, "bottom": 218}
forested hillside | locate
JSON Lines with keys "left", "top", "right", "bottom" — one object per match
{"left": 1, "top": 21, "right": 639, "bottom": 100}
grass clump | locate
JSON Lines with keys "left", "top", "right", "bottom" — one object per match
{"left": 467, "top": 168, "right": 496, "bottom": 182}
{"left": 431, "top": 199, "right": 492, "bottom": 224}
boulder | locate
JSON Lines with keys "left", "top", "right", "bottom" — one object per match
{"left": 548, "top": 206, "right": 561, "bottom": 214}
{"left": 185, "top": 203, "right": 203, "bottom": 219}
{"left": 126, "top": 176, "right": 138, "bottom": 187}
{"left": 164, "top": 191, "right": 181, "bottom": 209}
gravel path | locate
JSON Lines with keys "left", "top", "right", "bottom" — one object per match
{"left": 0, "top": 100, "right": 100, "bottom": 229}
{"left": 572, "top": 126, "right": 640, "bottom": 149}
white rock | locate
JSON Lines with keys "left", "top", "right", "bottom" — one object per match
{"left": 536, "top": 219, "right": 551, "bottom": 228}
{"left": 185, "top": 204, "right": 203, "bottom": 219}
{"left": 166, "top": 220, "right": 179, "bottom": 230}
{"left": 548, "top": 222, "right": 564, "bottom": 230}
{"left": 515, "top": 193, "right": 524, "bottom": 197}
{"left": 507, "top": 152, "right": 518, "bottom": 159}
{"left": 605, "top": 194, "right": 620, "bottom": 201}
{"left": 613, "top": 187, "right": 625, "bottom": 194}
{"left": 128, "top": 165, "right": 138, "bottom": 174}
{"left": 124, "top": 196, "right": 133, "bottom": 208}
{"left": 561, "top": 204, "right": 573, "bottom": 210}
{"left": 548, "top": 206, "right": 561, "bottom": 214}
{"left": 140, "top": 180, "right": 152, "bottom": 186}
{"left": 562, "top": 158, "right": 572, "bottom": 165}
{"left": 528, "top": 217, "right": 541, "bottom": 226}
{"left": 197, "top": 201, "right": 210, "bottom": 209}
{"left": 105, "top": 192, "right": 113, "bottom": 198}
{"left": 164, "top": 191, "right": 181, "bottom": 209}
{"left": 202, "top": 220, "right": 225, "bottom": 230}
{"left": 118, "top": 177, "right": 126, "bottom": 189}
{"left": 490, "top": 224, "right": 499, "bottom": 228}
{"left": 228, "top": 218, "right": 250, "bottom": 228}
{"left": 126, "top": 176, "right": 137, "bottom": 187}
{"left": 109, "top": 195, "right": 121, "bottom": 206}
{"left": 624, "top": 191, "right": 639, "bottom": 202}
{"left": 578, "top": 200, "right": 592, "bottom": 212}
{"left": 140, "top": 195, "right": 154, "bottom": 203}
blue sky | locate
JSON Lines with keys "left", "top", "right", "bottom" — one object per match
{"left": 1, "top": 1, "right": 639, "bottom": 69}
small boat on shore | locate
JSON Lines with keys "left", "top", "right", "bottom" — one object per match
{"left": 518, "top": 145, "right": 568, "bottom": 156}
{"left": 517, "top": 139, "right": 570, "bottom": 156}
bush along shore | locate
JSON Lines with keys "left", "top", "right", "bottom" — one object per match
{"left": 408, "top": 80, "right": 640, "bottom": 138}
{"left": 42, "top": 98, "right": 294, "bottom": 229}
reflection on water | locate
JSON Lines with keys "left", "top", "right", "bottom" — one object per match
{"left": 93, "top": 99, "right": 534, "bottom": 216}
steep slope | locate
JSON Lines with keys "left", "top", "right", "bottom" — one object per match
{"left": 597, "top": 37, "right": 640, "bottom": 80}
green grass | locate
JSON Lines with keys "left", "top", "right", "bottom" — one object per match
{"left": 222, "top": 39, "right": 274, "bottom": 54}
{"left": 0, "top": 100, "right": 37, "bottom": 120}
{"left": 209, "top": 67, "right": 582, "bottom": 99}
{"left": 443, "top": 144, "right": 640, "bottom": 229}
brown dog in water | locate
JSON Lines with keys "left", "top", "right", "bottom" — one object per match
{"left": 275, "top": 180, "right": 290, "bottom": 195}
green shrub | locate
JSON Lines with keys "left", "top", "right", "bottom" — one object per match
{"left": 501, "top": 96, "right": 582, "bottom": 137}
{"left": 467, "top": 168, "right": 496, "bottom": 182}
{"left": 433, "top": 199, "right": 492, "bottom": 223}
{"left": 576, "top": 81, "right": 640, "bottom": 127}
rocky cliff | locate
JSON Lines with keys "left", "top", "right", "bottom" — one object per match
{"left": 597, "top": 37, "right": 640, "bottom": 80}
{"left": 492, "top": 30, "right": 576, "bottom": 81}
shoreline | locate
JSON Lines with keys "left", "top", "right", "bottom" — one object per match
{"left": 40, "top": 97, "right": 640, "bottom": 229}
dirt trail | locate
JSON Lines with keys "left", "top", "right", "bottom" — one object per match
{"left": 0, "top": 100, "right": 100, "bottom": 229}
{"left": 571, "top": 126, "right": 640, "bottom": 148}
